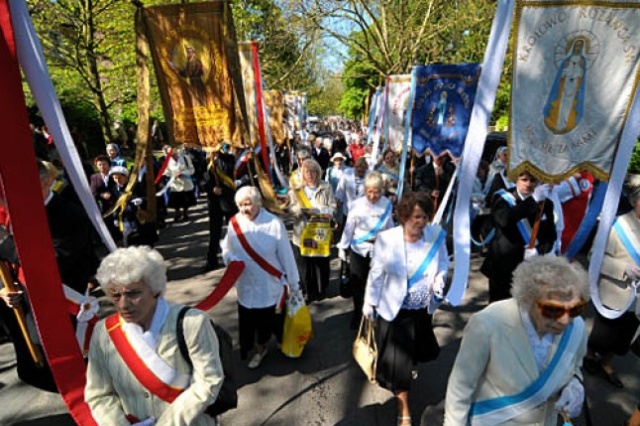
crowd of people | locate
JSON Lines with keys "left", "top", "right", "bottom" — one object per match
{"left": 0, "top": 119, "right": 639, "bottom": 426}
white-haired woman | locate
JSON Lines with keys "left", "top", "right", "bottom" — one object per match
{"left": 337, "top": 172, "right": 394, "bottom": 328}
{"left": 221, "top": 187, "right": 301, "bottom": 369}
{"left": 86, "top": 246, "right": 223, "bottom": 425}
{"left": 289, "top": 159, "right": 336, "bottom": 302}
{"left": 445, "top": 256, "right": 589, "bottom": 425}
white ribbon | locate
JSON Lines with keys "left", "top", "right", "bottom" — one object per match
{"left": 449, "top": 0, "right": 515, "bottom": 306}
{"left": 9, "top": 0, "right": 116, "bottom": 252}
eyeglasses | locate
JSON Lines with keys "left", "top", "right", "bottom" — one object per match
{"left": 536, "top": 300, "right": 587, "bottom": 320}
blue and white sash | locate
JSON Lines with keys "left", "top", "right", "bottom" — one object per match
{"left": 614, "top": 217, "right": 640, "bottom": 266}
{"left": 353, "top": 201, "right": 392, "bottom": 245}
{"left": 470, "top": 318, "right": 584, "bottom": 426}
{"left": 497, "top": 189, "right": 533, "bottom": 245}
{"left": 408, "top": 225, "right": 446, "bottom": 289}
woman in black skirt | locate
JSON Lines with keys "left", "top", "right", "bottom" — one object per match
{"left": 363, "top": 192, "right": 449, "bottom": 426}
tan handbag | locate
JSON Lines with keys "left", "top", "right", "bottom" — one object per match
{"left": 352, "top": 317, "right": 378, "bottom": 383}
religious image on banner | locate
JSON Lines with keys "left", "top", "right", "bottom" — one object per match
{"left": 238, "top": 42, "right": 259, "bottom": 148}
{"left": 264, "top": 90, "right": 286, "bottom": 144}
{"left": 284, "top": 91, "right": 305, "bottom": 139}
{"left": 386, "top": 75, "right": 412, "bottom": 153}
{"left": 510, "top": 0, "right": 640, "bottom": 182}
{"left": 143, "top": 2, "right": 245, "bottom": 149}
{"left": 411, "top": 64, "right": 481, "bottom": 159}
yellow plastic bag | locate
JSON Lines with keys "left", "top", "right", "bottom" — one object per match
{"left": 299, "top": 214, "right": 332, "bottom": 257}
{"left": 281, "top": 291, "right": 313, "bottom": 358}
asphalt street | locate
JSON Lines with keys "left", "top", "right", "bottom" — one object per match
{"left": 0, "top": 197, "right": 639, "bottom": 425}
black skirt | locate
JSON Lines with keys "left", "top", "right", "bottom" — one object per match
{"left": 168, "top": 190, "right": 196, "bottom": 209}
{"left": 375, "top": 308, "right": 440, "bottom": 392}
{"left": 588, "top": 310, "right": 640, "bottom": 356}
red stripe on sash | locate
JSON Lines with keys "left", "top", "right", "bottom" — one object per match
{"left": 105, "top": 314, "right": 183, "bottom": 403}
{"left": 230, "top": 216, "right": 283, "bottom": 278}
{"left": 194, "top": 260, "right": 245, "bottom": 311}
{"left": 0, "top": 4, "right": 96, "bottom": 424}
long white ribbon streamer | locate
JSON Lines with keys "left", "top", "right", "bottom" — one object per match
{"left": 449, "top": 0, "right": 514, "bottom": 306}
{"left": 9, "top": 0, "right": 116, "bottom": 252}
{"left": 588, "top": 85, "right": 640, "bottom": 319}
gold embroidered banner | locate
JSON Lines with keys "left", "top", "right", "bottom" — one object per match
{"left": 142, "top": 1, "right": 246, "bottom": 149}
{"left": 510, "top": 0, "right": 640, "bottom": 182}
{"left": 264, "top": 90, "right": 286, "bottom": 144}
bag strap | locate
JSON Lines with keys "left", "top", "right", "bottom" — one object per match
{"left": 176, "top": 306, "right": 193, "bottom": 369}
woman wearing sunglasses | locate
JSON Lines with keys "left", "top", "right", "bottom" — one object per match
{"left": 444, "top": 255, "right": 589, "bottom": 426}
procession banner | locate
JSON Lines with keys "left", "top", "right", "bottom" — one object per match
{"left": 264, "top": 90, "right": 286, "bottom": 144}
{"left": 284, "top": 91, "right": 306, "bottom": 140}
{"left": 509, "top": 0, "right": 640, "bottom": 183}
{"left": 143, "top": 1, "right": 246, "bottom": 149}
{"left": 366, "top": 87, "right": 381, "bottom": 170}
{"left": 238, "top": 42, "right": 259, "bottom": 148}
{"left": 411, "top": 64, "right": 481, "bottom": 159}
{"left": 384, "top": 75, "right": 412, "bottom": 153}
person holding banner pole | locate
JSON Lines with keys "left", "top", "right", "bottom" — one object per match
{"left": 480, "top": 171, "right": 557, "bottom": 303}
{"left": 220, "top": 186, "right": 300, "bottom": 369}
{"left": 583, "top": 186, "right": 640, "bottom": 389}
{"left": 337, "top": 172, "right": 394, "bottom": 329}
{"left": 445, "top": 256, "right": 588, "bottom": 426}
{"left": 363, "top": 192, "right": 447, "bottom": 426}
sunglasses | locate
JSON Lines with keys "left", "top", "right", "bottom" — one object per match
{"left": 536, "top": 300, "right": 587, "bottom": 320}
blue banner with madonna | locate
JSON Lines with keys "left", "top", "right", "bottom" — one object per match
{"left": 411, "top": 64, "right": 481, "bottom": 159}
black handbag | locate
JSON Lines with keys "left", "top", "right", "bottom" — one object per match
{"left": 339, "top": 259, "right": 353, "bottom": 298}
{"left": 177, "top": 307, "right": 238, "bottom": 416}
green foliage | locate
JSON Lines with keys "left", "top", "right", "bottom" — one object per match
{"left": 628, "top": 141, "right": 640, "bottom": 174}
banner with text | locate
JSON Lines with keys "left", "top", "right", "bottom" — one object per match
{"left": 411, "top": 64, "right": 481, "bottom": 159}
{"left": 510, "top": 0, "right": 640, "bottom": 182}
{"left": 143, "top": 1, "right": 245, "bottom": 149}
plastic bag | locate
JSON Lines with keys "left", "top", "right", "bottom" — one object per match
{"left": 281, "top": 291, "right": 313, "bottom": 358}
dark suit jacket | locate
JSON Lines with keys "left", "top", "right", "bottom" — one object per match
{"left": 46, "top": 194, "right": 100, "bottom": 293}
{"left": 481, "top": 188, "right": 556, "bottom": 285}
{"left": 313, "top": 147, "right": 331, "bottom": 171}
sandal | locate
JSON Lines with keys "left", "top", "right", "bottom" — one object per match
{"left": 397, "top": 416, "right": 412, "bottom": 426}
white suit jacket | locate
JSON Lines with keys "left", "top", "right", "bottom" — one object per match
{"left": 364, "top": 225, "right": 449, "bottom": 321}
{"left": 444, "top": 299, "right": 586, "bottom": 426}
{"left": 86, "top": 304, "right": 223, "bottom": 426}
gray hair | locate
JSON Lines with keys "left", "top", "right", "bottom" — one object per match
{"left": 235, "top": 186, "right": 262, "bottom": 208}
{"left": 96, "top": 246, "right": 167, "bottom": 295}
{"left": 628, "top": 187, "right": 640, "bottom": 206}
{"left": 511, "top": 256, "right": 590, "bottom": 308}
{"left": 365, "top": 171, "right": 384, "bottom": 190}
{"left": 301, "top": 159, "right": 322, "bottom": 185}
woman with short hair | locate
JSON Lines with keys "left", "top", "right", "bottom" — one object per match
{"left": 445, "top": 256, "right": 589, "bottom": 425}
{"left": 363, "top": 192, "right": 448, "bottom": 426}
{"left": 289, "top": 159, "right": 336, "bottom": 302}
{"left": 221, "top": 187, "right": 300, "bottom": 369}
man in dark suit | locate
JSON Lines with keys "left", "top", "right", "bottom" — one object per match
{"left": 480, "top": 171, "right": 556, "bottom": 303}
{"left": 312, "top": 137, "right": 331, "bottom": 172}
{"left": 204, "top": 146, "right": 238, "bottom": 271}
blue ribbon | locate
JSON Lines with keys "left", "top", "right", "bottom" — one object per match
{"left": 564, "top": 181, "right": 607, "bottom": 259}
{"left": 471, "top": 322, "right": 575, "bottom": 417}
{"left": 408, "top": 227, "right": 446, "bottom": 288}
{"left": 353, "top": 202, "right": 392, "bottom": 245}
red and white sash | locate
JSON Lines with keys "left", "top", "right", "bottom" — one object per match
{"left": 230, "top": 215, "right": 283, "bottom": 279}
{"left": 63, "top": 285, "right": 99, "bottom": 356}
{"left": 105, "top": 314, "right": 191, "bottom": 402}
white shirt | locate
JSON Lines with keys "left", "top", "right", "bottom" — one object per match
{"left": 337, "top": 196, "right": 394, "bottom": 256}
{"left": 335, "top": 168, "right": 368, "bottom": 216}
{"left": 521, "top": 309, "right": 554, "bottom": 371}
{"left": 221, "top": 209, "right": 300, "bottom": 308}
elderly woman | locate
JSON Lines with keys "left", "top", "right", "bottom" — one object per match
{"left": 221, "top": 187, "right": 300, "bottom": 369}
{"left": 163, "top": 146, "right": 196, "bottom": 222}
{"left": 363, "top": 192, "right": 448, "bottom": 426}
{"left": 445, "top": 256, "right": 589, "bottom": 426}
{"left": 106, "top": 143, "right": 126, "bottom": 168}
{"left": 289, "top": 158, "right": 336, "bottom": 302}
{"left": 337, "top": 172, "right": 394, "bottom": 328}
{"left": 584, "top": 186, "right": 640, "bottom": 388}
{"left": 376, "top": 148, "right": 400, "bottom": 188}
{"left": 86, "top": 246, "right": 223, "bottom": 425}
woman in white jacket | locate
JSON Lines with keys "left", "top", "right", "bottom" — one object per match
{"left": 363, "top": 192, "right": 448, "bottom": 426}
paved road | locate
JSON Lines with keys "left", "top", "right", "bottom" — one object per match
{"left": 0, "top": 198, "right": 639, "bottom": 425}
